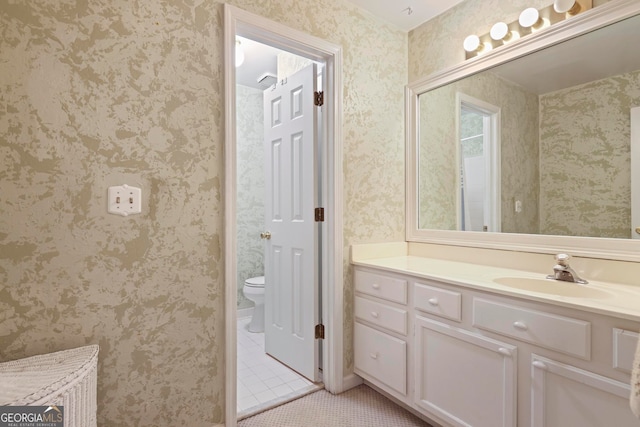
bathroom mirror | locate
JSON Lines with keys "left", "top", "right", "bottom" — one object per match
{"left": 407, "top": 0, "right": 640, "bottom": 260}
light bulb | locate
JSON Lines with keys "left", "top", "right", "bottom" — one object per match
{"left": 554, "top": 0, "right": 581, "bottom": 15}
{"left": 490, "top": 22, "right": 510, "bottom": 41}
{"left": 463, "top": 35, "right": 481, "bottom": 52}
{"left": 519, "top": 7, "right": 542, "bottom": 28}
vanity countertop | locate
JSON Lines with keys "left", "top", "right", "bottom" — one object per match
{"left": 353, "top": 254, "right": 640, "bottom": 323}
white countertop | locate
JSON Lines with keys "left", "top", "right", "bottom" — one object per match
{"left": 353, "top": 255, "right": 640, "bottom": 322}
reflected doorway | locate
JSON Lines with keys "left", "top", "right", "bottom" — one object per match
{"left": 457, "top": 93, "right": 501, "bottom": 232}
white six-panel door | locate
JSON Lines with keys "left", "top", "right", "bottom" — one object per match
{"left": 263, "top": 64, "right": 319, "bottom": 382}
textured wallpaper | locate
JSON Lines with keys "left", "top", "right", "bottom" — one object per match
{"left": 236, "top": 85, "right": 264, "bottom": 310}
{"left": 0, "top": 0, "right": 406, "bottom": 425}
{"left": 539, "top": 69, "right": 640, "bottom": 238}
{"left": 0, "top": 1, "right": 225, "bottom": 426}
{"left": 418, "top": 71, "right": 539, "bottom": 234}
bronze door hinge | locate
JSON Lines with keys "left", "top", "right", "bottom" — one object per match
{"left": 315, "top": 324, "right": 325, "bottom": 339}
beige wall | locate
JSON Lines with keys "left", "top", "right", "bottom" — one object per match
{"left": 0, "top": 1, "right": 406, "bottom": 426}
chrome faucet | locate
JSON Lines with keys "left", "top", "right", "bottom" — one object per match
{"left": 546, "top": 253, "right": 588, "bottom": 284}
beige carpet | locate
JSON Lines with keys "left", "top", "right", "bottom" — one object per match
{"left": 238, "top": 385, "right": 433, "bottom": 426}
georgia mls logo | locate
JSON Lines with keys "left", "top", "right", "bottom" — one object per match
{"left": 44, "top": 406, "right": 62, "bottom": 418}
{"left": 0, "top": 405, "right": 64, "bottom": 427}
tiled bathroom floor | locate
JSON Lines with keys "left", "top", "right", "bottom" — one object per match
{"left": 237, "top": 317, "right": 320, "bottom": 416}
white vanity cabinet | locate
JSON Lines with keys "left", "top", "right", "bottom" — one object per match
{"left": 352, "top": 265, "right": 640, "bottom": 427}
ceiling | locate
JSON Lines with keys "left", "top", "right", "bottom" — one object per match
{"left": 344, "top": 0, "right": 465, "bottom": 32}
{"left": 236, "top": 0, "right": 464, "bottom": 89}
{"left": 235, "top": 37, "right": 282, "bottom": 90}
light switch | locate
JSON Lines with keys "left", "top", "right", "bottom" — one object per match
{"left": 515, "top": 200, "right": 522, "bottom": 213}
{"left": 108, "top": 185, "right": 141, "bottom": 216}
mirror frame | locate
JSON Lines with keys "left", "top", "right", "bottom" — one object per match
{"left": 406, "top": 0, "right": 640, "bottom": 262}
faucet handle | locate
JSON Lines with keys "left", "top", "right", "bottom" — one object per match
{"left": 555, "top": 253, "right": 570, "bottom": 266}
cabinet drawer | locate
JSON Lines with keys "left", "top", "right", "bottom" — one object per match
{"left": 355, "top": 296, "right": 407, "bottom": 335}
{"left": 613, "top": 328, "right": 639, "bottom": 374}
{"left": 473, "top": 298, "right": 591, "bottom": 359}
{"left": 354, "top": 322, "right": 407, "bottom": 395}
{"left": 355, "top": 269, "right": 407, "bottom": 304}
{"left": 414, "top": 282, "right": 462, "bottom": 322}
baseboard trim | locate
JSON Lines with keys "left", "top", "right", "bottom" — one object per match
{"left": 341, "top": 373, "right": 363, "bottom": 392}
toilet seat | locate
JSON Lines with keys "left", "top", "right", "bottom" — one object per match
{"left": 244, "top": 276, "right": 265, "bottom": 288}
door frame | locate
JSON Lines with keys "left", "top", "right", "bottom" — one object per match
{"left": 223, "top": 4, "right": 344, "bottom": 426}
{"left": 631, "top": 106, "right": 640, "bottom": 239}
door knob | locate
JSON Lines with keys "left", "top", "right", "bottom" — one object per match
{"left": 260, "top": 231, "right": 271, "bottom": 240}
{"left": 635, "top": 227, "right": 640, "bottom": 235}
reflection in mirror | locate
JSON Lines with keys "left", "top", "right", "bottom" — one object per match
{"left": 417, "top": 13, "right": 640, "bottom": 239}
{"left": 419, "top": 73, "right": 538, "bottom": 234}
{"left": 458, "top": 95, "right": 500, "bottom": 232}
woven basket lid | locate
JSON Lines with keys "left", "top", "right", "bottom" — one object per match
{"left": 0, "top": 345, "right": 99, "bottom": 405}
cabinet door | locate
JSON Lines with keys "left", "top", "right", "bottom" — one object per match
{"left": 531, "top": 355, "right": 638, "bottom": 427}
{"left": 414, "top": 316, "right": 517, "bottom": 427}
{"left": 354, "top": 322, "right": 407, "bottom": 395}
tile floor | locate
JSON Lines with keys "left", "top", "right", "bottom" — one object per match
{"left": 237, "top": 316, "right": 319, "bottom": 416}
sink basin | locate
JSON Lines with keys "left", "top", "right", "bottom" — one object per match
{"left": 493, "top": 277, "right": 612, "bottom": 299}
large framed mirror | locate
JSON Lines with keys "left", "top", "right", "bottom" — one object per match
{"left": 406, "top": 0, "right": 640, "bottom": 261}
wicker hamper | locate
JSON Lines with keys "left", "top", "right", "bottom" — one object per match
{"left": 0, "top": 345, "right": 99, "bottom": 427}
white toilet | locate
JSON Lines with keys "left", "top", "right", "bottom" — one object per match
{"left": 243, "top": 275, "right": 265, "bottom": 333}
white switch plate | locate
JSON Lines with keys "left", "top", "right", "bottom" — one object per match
{"left": 108, "top": 185, "right": 141, "bottom": 216}
{"left": 515, "top": 200, "right": 522, "bottom": 213}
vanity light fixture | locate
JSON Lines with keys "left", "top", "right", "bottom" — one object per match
{"left": 464, "top": 0, "right": 591, "bottom": 60}
{"left": 235, "top": 39, "right": 245, "bottom": 68}
{"left": 518, "top": 7, "right": 545, "bottom": 29}
{"left": 554, "top": 0, "right": 581, "bottom": 15}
